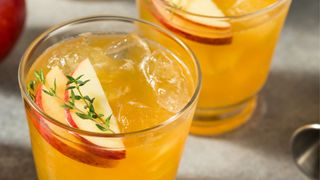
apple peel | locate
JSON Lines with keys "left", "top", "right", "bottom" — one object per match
{"left": 151, "top": 0, "right": 233, "bottom": 45}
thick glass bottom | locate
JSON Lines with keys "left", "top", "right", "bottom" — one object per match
{"left": 191, "top": 97, "right": 257, "bottom": 136}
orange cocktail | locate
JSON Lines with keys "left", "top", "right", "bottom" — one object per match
{"left": 138, "top": 0, "right": 291, "bottom": 135}
{"left": 18, "top": 17, "right": 200, "bottom": 179}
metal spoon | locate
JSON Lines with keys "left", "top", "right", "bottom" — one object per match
{"left": 291, "top": 124, "right": 320, "bottom": 179}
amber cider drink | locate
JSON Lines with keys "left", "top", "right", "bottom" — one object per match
{"left": 18, "top": 17, "right": 201, "bottom": 179}
{"left": 138, "top": 0, "right": 292, "bottom": 135}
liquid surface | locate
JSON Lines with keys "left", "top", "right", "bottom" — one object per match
{"left": 28, "top": 33, "right": 194, "bottom": 133}
{"left": 214, "top": 0, "right": 278, "bottom": 16}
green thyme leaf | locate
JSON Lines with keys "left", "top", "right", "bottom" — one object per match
{"left": 76, "top": 112, "right": 91, "bottom": 119}
{"left": 66, "top": 75, "right": 75, "bottom": 82}
{"left": 42, "top": 89, "right": 54, "bottom": 96}
{"left": 34, "top": 70, "right": 45, "bottom": 84}
{"left": 105, "top": 114, "right": 112, "bottom": 127}
{"left": 50, "top": 88, "right": 55, "bottom": 94}
{"left": 90, "top": 98, "right": 95, "bottom": 104}
{"left": 84, "top": 95, "right": 91, "bottom": 102}
{"left": 70, "top": 90, "right": 76, "bottom": 104}
{"left": 62, "top": 104, "right": 74, "bottom": 109}
{"left": 67, "top": 86, "right": 76, "bottom": 90}
{"left": 74, "top": 95, "right": 81, "bottom": 100}
{"left": 89, "top": 104, "right": 95, "bottom": 113}
{"left": 40, "top": 70, "right": 45, "bottom": 83}
{"left": 75, "top": 75, "right": 84, "bottom": 80}
{"left": 53, "top": 79, "right": 57, "bottom": 93}
{"left": 28, "top": 80, "right": 36, "bottom": 91}
{"left": 34, "top": 72, "right": 40, "bottom": 81}
{"left": 79, "top": 80, "right": 90, "bottom": 86}
{"left": 35, "top": 72, "right": 41, "bottom": 81}
{"left": 68, "top": 100, "right": 75, "bottom": 107}
{"left": 96, "top": 124, "right": 107, "bottom": 131}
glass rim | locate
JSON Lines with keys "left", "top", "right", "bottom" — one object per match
{"left": 159, "top": 0, "right": 288, "bottom": 19}
{"left": 18, "top": 16, "right": 202, "bottom": 138}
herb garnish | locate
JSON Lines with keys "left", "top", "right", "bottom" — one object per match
{"left": 27, "top": 69, "right": 114, "bottom": 133}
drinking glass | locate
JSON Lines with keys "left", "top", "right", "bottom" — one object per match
{"left": 18, "top": 16, "right": 201, "bottom": 179}
{"left": 137, "top": 0, "right": 292, "bottom": 135}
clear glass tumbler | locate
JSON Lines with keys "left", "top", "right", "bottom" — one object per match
{"left": 137, "top": 0, "right": 292, "bottom": 135}
{"left": 18, "top": 16, "right": 201, "bottom": 179}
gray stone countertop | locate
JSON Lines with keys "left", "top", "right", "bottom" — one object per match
{"left": 0, "top": 0, "right": 318, "bottom": 179}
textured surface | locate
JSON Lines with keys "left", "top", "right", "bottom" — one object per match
{"left": 0, "top": 0, "right": 318, "bottom": 179}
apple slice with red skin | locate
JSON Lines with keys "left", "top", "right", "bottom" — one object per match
{"left": 151, "top": 0, "right": 232, "bottom": 45}
{"left": 32, "top": 88, "right": 117, "bottom": 168}
{"left": 38, "top": 66, "right": 125, "bottom": 160}
{"left": 171, "top": 0, "right": 230, "bottom": 28}
{"left": 32, "top": 67, "right": 119, "bottom": 167}
{"left": 65, "top": 59, "right": 125, "bottom": 159}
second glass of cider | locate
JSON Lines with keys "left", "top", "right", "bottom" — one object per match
{"left": 138, "top": 0, "right": 292, "bottom": 135}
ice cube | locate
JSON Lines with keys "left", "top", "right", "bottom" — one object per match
{"left": 105, "top": 33, "right": 151, "bottom": 62}
{"left": 107, "top": 85, "right": 130, "bottom": 101}
{"left": 46, "top": 35, "right": 98, "bottom": 74}
{"left": 47, "top": 52, "right": 81, "bottom": 74}
{"left": 140, "top": 49, "right": 192, "bottom": 113}
{"left": 115, "top": 101, "right": 154, "bottom": 132}
{"left": 119, "top": 59, "right": 135, "bottom": 71}
{"left": 93, "top": 34, "right": 152, "bottom": 80}
{"left": 116, "top": 99, "right": 174, "bottom": 132}
{"left": 92, "top": 34, "right": 152, "bottom": 101}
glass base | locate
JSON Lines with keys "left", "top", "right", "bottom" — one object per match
{"left": 190, "top": 97, "right": 257, "bottom": 136}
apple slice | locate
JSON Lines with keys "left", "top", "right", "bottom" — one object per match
{"left": 151, "top": 0, "right": 232, "bottom": 45}
{"left": 172, "top": 0, "right": 230, "bottom": 28}
{"left": 33, "top": 67, "right": 118, "bottom": 167}
{"left": 37, "top": 67, "right": 68, "bottom": 126}
{"left": 65, "top": 59, "right": 125, "bottom": 159}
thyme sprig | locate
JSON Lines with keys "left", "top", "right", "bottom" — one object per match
{"left": 27, "top": 69, "right": 114, "bottom": 133}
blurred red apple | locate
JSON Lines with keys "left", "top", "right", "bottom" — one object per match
{"left": 0, "top": 0, "right": 26, "bottom": 61}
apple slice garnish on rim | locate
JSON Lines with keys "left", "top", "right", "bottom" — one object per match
{"left": 151, "top": 0, "right": 232, "bottom": 45}
{"left": 65, "top": 59, "right": 125, "bottom": 159}
{"left": 33, "top": 67, "right": 120, "bottom": 167}
{"left": 172, "top": 0, "right": 230, "bottom": 28}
